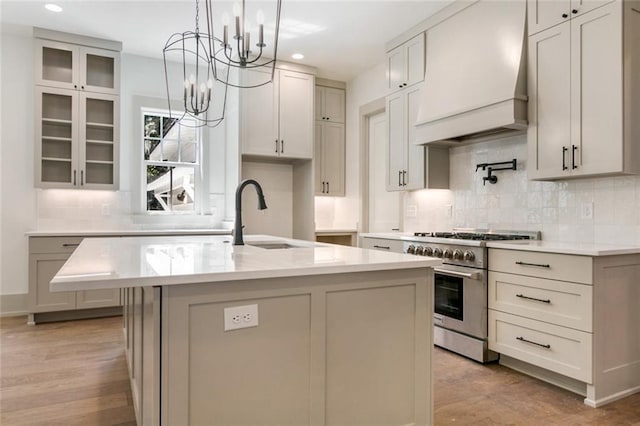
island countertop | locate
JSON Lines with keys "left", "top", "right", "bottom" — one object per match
{"left": 51, "top": 234, "right": 441, "bottom": 291}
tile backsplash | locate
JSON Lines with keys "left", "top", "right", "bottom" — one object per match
{"left": 405, "top": 134, "right": 640, "bottom": 244}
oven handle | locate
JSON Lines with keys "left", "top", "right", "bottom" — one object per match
{"left": 434, "top": 267, "right": 482, "bottom": 280}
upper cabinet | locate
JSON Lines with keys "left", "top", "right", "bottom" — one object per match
{"left": 386, "top": 85, "right": 449, "bottom": 191}
{"left": 386, "top": 33, "right": 425, "bottom": 93}
{"left": 35, "top": 39, "right": 120, "bottom": 95}
{"left": 528, "top": 1, "right": 640, "bottom": 180}
{"left": 241, "top": 68, "right": 314, "bottom": 160}
{"left": 528, "top": 0, "right": 616, "bottom": 35}
{"left": 34, "top": 31, "right": 121, "bottom": 189}
{"left": 315, "top": 86, "right": 345, "bottom": 123}
{"left": 315, "top": 83, "right": 346, "bottom": 196}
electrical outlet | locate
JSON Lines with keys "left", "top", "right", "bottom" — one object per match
{"left": 224, "top": 304, "right": 259, "bottom": 331}
{"left": 406, "top": 204, "right": 418, "bottom": 218}
{"left": 580, "top": 202, "right": 594, "bottom": 220}
{"left": 101, "top": 204, "right": 110, "bottom": 216}
{"left": 445, "top": 204, "right": 452, "bottom": 218}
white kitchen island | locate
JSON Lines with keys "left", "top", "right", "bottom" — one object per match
{"left": 51, "top": 235, "right": 440, "bottom": 426}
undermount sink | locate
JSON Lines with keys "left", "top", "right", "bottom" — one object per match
{"left": 247, "top": 242, "right": 305, "bottom": 250}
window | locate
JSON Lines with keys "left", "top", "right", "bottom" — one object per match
{"left": 143, "top": 110, "right": 201, "bottom": 213}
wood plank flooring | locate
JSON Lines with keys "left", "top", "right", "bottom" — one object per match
{"left": 1, "top": 315, "right": 639, "bottom": 425}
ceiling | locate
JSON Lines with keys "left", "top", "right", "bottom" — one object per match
{"left": 0, "top": 0, "right": 454, "bottom": 81}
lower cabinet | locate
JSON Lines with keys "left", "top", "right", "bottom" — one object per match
{"left": 28, "top": 236, "right": 121, "bottom": 323}
{"left": 359, "top": 236, "right": 404, "bottom": 253}
{"left": 488, "top": 248, "right": 640, "bottom": 407}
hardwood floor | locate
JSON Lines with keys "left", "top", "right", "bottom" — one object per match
{"left": 1, "top": 315, "right": 638, "bottom": 425}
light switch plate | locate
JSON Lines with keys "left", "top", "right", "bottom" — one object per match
{"left": 580, "top": 202, "right": 594, "bottom": 220}
{"left": 406, "top": 204, "right": 418, "bottom": 218}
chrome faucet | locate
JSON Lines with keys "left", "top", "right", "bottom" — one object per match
{"left": 233, "top": 179, "right": 268, "bottom": 245}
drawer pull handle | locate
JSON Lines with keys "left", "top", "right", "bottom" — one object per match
{"left": 62, "top": 243, "right": 80, "bottom": 247}
{"left": 373, "top": 245, "right": 390, "bottom": 250}
{"left": 516, "top": 294, "right": 551, "bottom": 304}
{"left": 515, "top": 261, "right": 550, "bottom": 268}
{"left": 516, "top": 336, "right": 551, "bottom": 349}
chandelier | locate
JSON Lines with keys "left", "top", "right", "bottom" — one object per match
{"left": 205, "top": 0, "right": 282, "bottom": 88}
{"left": 163, "top": 0, "right": 229, "bottom": 127}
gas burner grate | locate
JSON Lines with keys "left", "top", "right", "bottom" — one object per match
{"left": 413, "top": 231, "right": 533, "bottom": 241}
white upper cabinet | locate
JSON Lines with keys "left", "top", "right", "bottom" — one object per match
{"left": 528, "top": 1, "right": 639, "bottom": 180}
{"left": 315, "top": 86, "right": 345, "bottom": 123}
{"left": 35, "top": 39, "right": 120, "bottom": 94}
{"left": 386, "top": 33, "right": 425, "bottom": 93}
{"left": 528, "top": 0, "right": 616, "bottom": 35}
{"left": 241, "top": 68, "right": 314, "bottom": 160}
{"left": 315, "top": 121, "right": 345, "bottom": 196}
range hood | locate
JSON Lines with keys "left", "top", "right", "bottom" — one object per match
{"left": 414, "top": 0, "right": 527, "bottom": 145}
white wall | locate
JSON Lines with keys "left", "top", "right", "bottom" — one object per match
{"left": 314, "top": 62, "right": 388, "bottom": 231}
{"left": 0, "top": 26, "right": 229, "bottom": 301}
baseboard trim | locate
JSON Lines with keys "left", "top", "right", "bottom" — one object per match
{"left": 32, "top": 306, "right": 122, "bottom": 324}
{"left": 585, "top": 385, "right": 640, "bottom": 408}
{"left": 0, "top": 293, "right": 28, "bottom": 317}
{"left": 500, "top": 355, "right": 587, "bottom": 397}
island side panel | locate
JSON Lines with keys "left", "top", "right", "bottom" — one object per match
{"left": 161, "top": 268, "right": 433, "bottom": 426}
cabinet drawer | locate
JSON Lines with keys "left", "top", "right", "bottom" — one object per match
{"left": 489, "top": 310, "right": 592, "bottom": 383}
{"left": 489, "top": 272, "right": 592, "bottom": 332}
{"left": 360, "top": 237, "right": 404, "bottom": 253}
{"left": 489, "top": 249, "right": 592, "bottom": 284}
{"left": 29, "top": 237, "right": 84, "bottom": 254}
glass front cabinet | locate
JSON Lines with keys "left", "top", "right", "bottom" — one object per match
{"left": 34, "top": 36, "right": 120, "bottom": 189}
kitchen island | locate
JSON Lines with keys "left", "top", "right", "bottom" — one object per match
{"left": 51, "top": 234, "right": 440, "bottom": 426}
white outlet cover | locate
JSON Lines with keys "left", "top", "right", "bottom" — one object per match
{"left": 580, "top": 202, "right": 594, "bottom": 220}
{"left": 224, "top": 304, "right": 259, "bottom": 331}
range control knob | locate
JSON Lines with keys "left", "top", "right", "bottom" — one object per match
{"left": 453, "top": 249, "right": 464, "bottom": 260}
{"left": 423, "top": 246, "right": 434, "bottom": 256}
{"left": 463, "top": 250, "right": 476, "bottom": 262}
{"left": 433, "top": 248, "right": 443, "bottom": 258}
{"left": 415, "top": 245, "right": 424, "bottom": 256}
{"left": 443, "top": 249, "right": 453, "bottom": 259}
{"left": 407, "top": 244, "right": 416, "bottom": 254}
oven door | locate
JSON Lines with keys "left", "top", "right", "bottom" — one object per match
{"left": 433, "top": 265, "right": 487, "bottom": 340}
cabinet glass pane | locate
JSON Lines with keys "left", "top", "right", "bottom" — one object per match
{"left": 42, "top": 139, "right": 72, "bottom": 159}
{"left": 85, "top": 98, "right": 114, "bottom": 125}
{"left": 42, "top": 93, "right": 72, "bottom": 121}
{"left": 42, "top": 47, "right": 73, "bottom": 83}
{"left": 42, "top": 122, "right": 72, "bottom": 139}
{"left": 42, "top": 159, "right": 71, "bottom": 183}
{"left": 85, "top": 162, "right": 114, "bottom": 185}
{"left": 86, "top": 142, "right": 113, "bottom": 162}
{"left": 85, "top": 54, "right": 115, "bottom": 89}
{"left": 86, "top": 124, "right": 113, "bottom": 142}
{"left": 146, "top": 166, "right": 195, "bottom": 212}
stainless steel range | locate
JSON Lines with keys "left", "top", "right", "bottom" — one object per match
{"left": 402, "top": 229, "right": 540, "bottom": 363}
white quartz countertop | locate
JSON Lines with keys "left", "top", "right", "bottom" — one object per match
{"left": 26, "top": 229, "right": 231, "bottom": 237}
{"left": 51, "top": 235, "right": 441, "bottom": 291}
{"left": 486, "top": 240, "right": 640, "bottom": 256}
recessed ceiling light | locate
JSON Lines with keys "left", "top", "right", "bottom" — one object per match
{"left": 45, "top": 4, "right": 63, "bottom": 12}
{"left": 291, "top": 53, "right": 304, "bottom": 60}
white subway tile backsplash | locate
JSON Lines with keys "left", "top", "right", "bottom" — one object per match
{"left": 404, "top": 134, "right": 640, "bottom": 244}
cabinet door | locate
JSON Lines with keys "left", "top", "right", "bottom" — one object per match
{"left": 323, "top": 87, "right": 345, "bottom": 123}
{"left": 527, "top": 24, "right": 572, "bottom": 180}
{"left": 36, "top": 87, "right": 79, "bottom": 188}
{"left": 404, "top": 86, "right": 425, "bottom": 190}
{"left": 528, "top": 0, "right": 571, "bottom": 35}
{"left": 314, "top": 122, "right": 325, "bottom": 195}
{"left": 322, "top": 122, "right": 345, "bottom": 196}
{"left": 571, "top": 0, "right": 616, "bottom": 18}
{"left": 405, "top": 33, "right": 425, "bottom": 87}
{"left": 570, "top": 3, "right": 622, "bottom": 176}
{"left": 79, "top": 93, "right": 119, "bottom": 189}
{"left": 315, "top": 86, "right": 324, "bottom": 121}
{"left": 77, "top": 288, "right": 121, "bottom": 309}
{"left": 386, "top": 46, "right": 405, "bottom": 92}
{"left": 386, "top": 92, "right": 405, "bottom": 191}
{"left": 28, "top": 254, "right": 76, "bottom": 313}
{"left": 79, "top": 46, "right": 120, "bottom": 94}
{"left": 35, "top": 39, "right": 79, "bottom": 90}
{"left": 240, "top": 69, "right": 279, "bottom": 157}
{"left": 278, "top": 70, "right": 314, "bottom": 159}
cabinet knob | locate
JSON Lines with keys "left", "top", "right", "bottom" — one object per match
{"left": 81, "top": 85, "right": 85, "bottom": 90}
{"left": 398, "top": 85, "right": 403, "bottom": 88}
{"left": 562, "top": 13, "right": 568, "bottom": 18}
{"left": 74, "top": 84, "right": 77, "bottom": 89}
{"left": 572, "top": 9, "right": 578, "bottom": 14}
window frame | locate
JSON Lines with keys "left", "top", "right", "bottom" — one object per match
{"left": 141, "top": 107, "right": 204, "bottom": 215}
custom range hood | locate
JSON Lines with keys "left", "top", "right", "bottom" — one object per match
{"left": 414, "top": 0, "right": 527, "bottom": 145}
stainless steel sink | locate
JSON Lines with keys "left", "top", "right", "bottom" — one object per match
{"left": 247, "top": 242, "right": 303, "bottom": 250}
